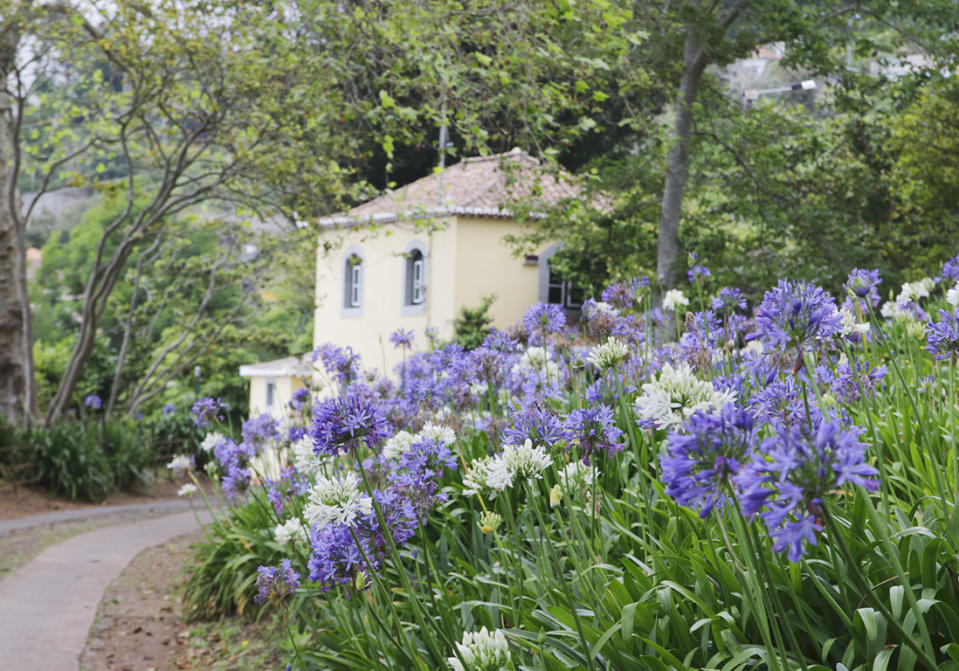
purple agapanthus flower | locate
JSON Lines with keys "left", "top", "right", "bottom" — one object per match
{"left": 162, "top": 403, "right": 176, "bottom": 416}
{"left": 254, "top": 558, "right": 300, "bottom": 604}
{"left": 843, "top": 268, "right": 882, "bottom": 307}
{"left": 503, "top": 404, "right": 570, "bottom": 447}
{"left": 314, "top": 343, "right": 361, "bottom": 384}
{"left": 84, "top": 394, "right": 102, "bottom": 409}
{"left": 192, "top": 397, "right": 227, "bottom": 427}
{"left": 688, "top": 264, "right": 711, "bottom": 284}
{"left": 242, "top": 413, "right": 279, "bottom": 451}
{"left": 308, "top": 489, "right": 418, "bottom": 592}
{"left": 564, "top": 404, "right": 624, "bottom": 462}
{"left": 289, "top": 387, "right": 310, "bottom": 411}
{"left": 754, "top": 279, "right": 842, "bottom": 351}
{"left": 601, "top": 282, "right": 635, "bottom": 310}
{"left": 942, "top": 254, "right": 959, "bottom": 282}
{"left": 660, "top": 404, "right": 756, "bottom": 518}
{"left": 711, "top": 288, "right": 747, "bottom": 314}
{"left": 926, "top": 309, "right": 959, "bottom": 361}
{"left": 312, "top": 394, "right": 391, "bottom": 456}
{"left": 522, "top": 303, "right": 566, "bottom": 341}
{"left": 389, "top": 328, "right": 415, "bottom": 350}
{"left": 734, "top": 418, "right": 878, "bottom": 562}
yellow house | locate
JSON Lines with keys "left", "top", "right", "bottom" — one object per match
{"left": 238, "top": 355, "right": 312, "bottom": 418}
{"left": 313, "top": 148, "right": 583, "bottom": 377}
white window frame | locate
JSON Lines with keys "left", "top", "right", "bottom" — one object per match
{"left": 341, "top": 246, "right": 364, "bottom": 317}
{"left": 401, "top": 241, "right": 428, "bottom": 316}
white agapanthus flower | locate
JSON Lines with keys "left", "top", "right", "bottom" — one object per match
{"left": 512, "top": 346, "right": 561, "bottom": 381}
{"left": 839, "top": 309, "right": 871, "bottom": 336}
{"left": 274, "top": 518, "right": 309, "bottom": 545}
{"left": 421, "top": 422, "right": 456, "bottom": 446}
{"left": 383, "top": 423, "right": 457, "bottom": 461}
{"left": 381, "top": 430, "right": 415, "bottom": 460}
{"left": 448, "top": 627, "right": 513, "bottom": 671}
{"left": 587, "top": 337, "right": 630, "bottom": 370}
{"left": 463, "top": 456, "right": 499, "bottom": 497}
{"left": 898, "top": 277, "right": 936, "bottom": 302}
{"left": 502, "top": 438, "right": 553, "bottom": 480}
{"left": 177, "top": 483, "right": 198, "bottom": 497}
{"left": 662, "top": 289, "right": 689, "bottom": 311}
{"left": 947, "top": 283, "right": 959, "bottom": 307}
{"left": 743, "top": 340, "right": 765, "bottom": 356}
{"left": 166, "top": 454, "right": 193, "bottom": 476}
{"left": 880, "top": 300, "right": 914, "bottom": 321}
{"left": 634, "top": 362, "right": 736, "bottom": 431}
{"left": 200, "top": 432, "right": 226, "bottom": 453}
{"left": 304, "top": 473, "right": 372, "bottom": 529}
{"left": 589, "top": 301, "right": 619, "bottom": 316}
{"left": 559, "top": 460, "right": 597, "bottom": 489}
{"left": 291, "top": 435, "right": 323, "bottom": 477}
{"left": 463, "top": 439, "right": 552, "bottom": 497}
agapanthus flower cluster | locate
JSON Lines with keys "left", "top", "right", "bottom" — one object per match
{"left": 564, "top": 404, "right": 624, "bottom": 461}
{"left": 305, "top": 473, "right": 374, "bottom": 528}
{"left": 712, "top": 288, "right": 747, "bottom": 315}
{"left": 389, "top": 328, "right": 415, "bottom": 350}
{"left": 192, "top": 396, "right": 227, "bottom": 427}
{"left": 926, "top": 308, "right": 959, "bottom": 360}
{"left": 308, "top": 488, "right": 417, "bottom": 592}
{"left": 274, "top": 518, "right": 310, "bottom": 546}
{"left": 166, "top": 454, "right": 194, "bottom": 477}
{"left": 842, "top": 268, "right": 881, "bottom": 312}
{"left": 448, "top": 627, "right": 514, "bottom": 671}
{"left": 522, "top": 303, "right": 565, "bottom": 342}
{"left": 314, "top": 343, "right": 361, "bottom": 384}
{"left": 587, "top": 337, "right": 630, "bottom": 370}
{"left": 660, "top": 404, "right": 756, "bottom": 518}
{"left": 663, "top": 289, "right": 689, "bottom": 312}
{"left": 634, "top": 362, "right": 736, "bottom": 431}
{"left": 84, "top": 394, "right": 102, "bottom": 409}
{"left": 254, "top": 558, "right": 300, "bottom": 605}
{"left": 735, "top": 418, "right": 878, "bottom": 561}
{"left": 266, "top": 466, "right": 310, "bottom": 515}
{"left": 501, "top": 404, "right": 568, "bottom": 447}
{"left": 312, "top": 394, "right": 391, "bottom": 456}
{"left": 754, "top": 279, "right": 841, "bottom": 351}
{"left": 462, "top": 438, "right": 552, "bottom": 497}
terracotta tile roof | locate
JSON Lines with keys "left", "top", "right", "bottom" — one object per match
{"left": 322, "top": 148, "right": 581, "bottom": 225}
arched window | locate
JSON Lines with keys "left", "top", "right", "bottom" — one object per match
{"left": 343, "top": 251, "right": 363, "bottom": 313}
{"left": 405, "top": 249, "right": 425, "bottom": 306}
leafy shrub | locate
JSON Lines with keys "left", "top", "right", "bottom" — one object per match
{"left": 453, "top": 295, "right": 496, "bottom": 350}
{"left": 182, "top": 497, "right": 284, "bottom": 619}
{"left": 25, "top": 422, "right": 112, "bottom": 502}
{"left": 100, "top": 418, "right": 153, "bottom": 492}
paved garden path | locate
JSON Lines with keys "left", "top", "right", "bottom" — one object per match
{"left": 0, "top": 506, "right": 212, "bottom": 671}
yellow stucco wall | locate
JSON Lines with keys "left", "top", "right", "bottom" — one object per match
{"left": 452, "top": 216, "right": 541, "bottom": 329}
{"left": 314, "top": 215, "right": 549, "bottom": 379}
{"left": 314, "top": 218, "right": 459, "bottom": 376}
{"left": 248, "top": 375, "right": 308, "bottom": 418}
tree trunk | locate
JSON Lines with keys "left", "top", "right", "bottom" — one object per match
{"left": 657, "top": 24, "right": 708, "bottom": 292}
{"left": 0, "top": 98, "right": 29, "bottom": 426}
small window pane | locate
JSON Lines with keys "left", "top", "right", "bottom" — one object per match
{"left": 351, "top": 265, "right": 361, "bottom": 307}
{"left": 266, "top": 381, "right": 276, "bottom": 408}
{"left": 412, "top": 259, "right": 424, "bottom": 304}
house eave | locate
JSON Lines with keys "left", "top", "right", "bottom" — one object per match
{"left": 317, "top": 206, "right": 546, "bottom": 229}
